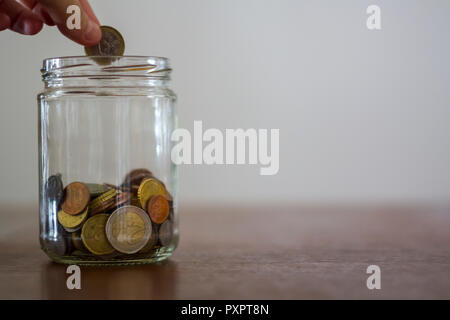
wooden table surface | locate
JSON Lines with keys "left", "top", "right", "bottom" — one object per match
{"left": 1, "top": 204, "right": 450, "bottom": 299}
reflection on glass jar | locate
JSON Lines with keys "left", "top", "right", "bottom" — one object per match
{"left": 38, "top": 56, "right": 178, "bottom": 265}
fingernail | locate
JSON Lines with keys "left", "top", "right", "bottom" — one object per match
{"left": 82, "top": 19, "right": 101, "bottom": 45}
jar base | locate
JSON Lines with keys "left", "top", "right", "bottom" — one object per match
{"left": 43, "top": 245, "right": 177, "bottom": 266}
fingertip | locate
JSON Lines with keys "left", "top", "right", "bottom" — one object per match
{"left": 26, "top": 18, "right": 44, "bottom": 35}
{"left": 0, "top": 13, "right": 11, "bottom": 31}
{"left": 11, "top": 12, "right": 43, "bottom": 35}
{"left": 58, "top": 18, "right": 101, "bottom": 46}
{"left": 81, "top": 19, "right": 101, "bottom": 45}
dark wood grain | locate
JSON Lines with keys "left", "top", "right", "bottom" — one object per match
{"left": 0, "top": 204, "right": 450, "bottom": 299}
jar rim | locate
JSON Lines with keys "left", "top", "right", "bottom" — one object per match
{"left": 43, "top": 55, "right": 169, "bottom": 64}
{"left": 41, "top": 56, "right": 171, "bottom": 82}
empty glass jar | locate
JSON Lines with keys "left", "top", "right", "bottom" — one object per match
{"left": 38, "top": 56, "right": 178, "bottom": 265}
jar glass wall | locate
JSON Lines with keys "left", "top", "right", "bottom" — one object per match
{"left": 38, "top": 56, "right": 178, "bottom": 265}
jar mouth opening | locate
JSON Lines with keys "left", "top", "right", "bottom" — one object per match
{"left": 42, "top": 56, "right": 171, "bottom": 82}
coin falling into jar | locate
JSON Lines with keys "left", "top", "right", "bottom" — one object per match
{"left": 84, "top": 25, "right": 125, "bottom": 56}
{"left": 84, "top": 25, "right": 125, "bottom": 65}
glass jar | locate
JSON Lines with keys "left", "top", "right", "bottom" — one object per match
{"left": 38, "top": 56, "right": 178, "bottom": 265}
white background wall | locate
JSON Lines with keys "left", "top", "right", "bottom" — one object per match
{"left": 0, "top": 0, "right": 449, "bottom": 206}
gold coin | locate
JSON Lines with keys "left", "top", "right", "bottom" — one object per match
{"left": 81, "top": 214, "right": 115, "bottom": 255}
{"left": 58, "top": 207, "right": 88, "bottom": 229}
{"left": 89, "top": 189, "right": 116, "bottom": 209}
{"left": 89, "top": 191, "right": 132, "bottom": 216}
{"left": 91, "top": 188, "right": 116, "bottom": 203}
{"left": 137, "top": 178, "right": 166, "bottom": 209}
{"left": 106, "top": 205, "right": 152, "bottom": 254}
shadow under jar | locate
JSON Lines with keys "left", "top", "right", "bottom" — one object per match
{"left": 38, "top": 56, "right": 178, "bottom": 265}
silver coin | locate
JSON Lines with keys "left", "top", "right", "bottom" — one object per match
{"left": 159, "top": 219, "right": 173, "bottom": 247}
{"left": 43, "top": 224, "right": 68, "bottom": 256}
{"left": 42, "top": 197, "right": 67, "bottom": 256}
{"left": 106, "top": 205, "right": 152, "bottom": 254}
{"left": 45, "top": 174, "right": 64, "bottom": 205}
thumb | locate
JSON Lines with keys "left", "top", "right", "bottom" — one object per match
{"left": 36, "top": 0, "right": 101, "bottom": 46}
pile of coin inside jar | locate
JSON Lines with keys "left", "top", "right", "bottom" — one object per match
{"left": 45, "top": 169, "right": 174, "bottom": 258}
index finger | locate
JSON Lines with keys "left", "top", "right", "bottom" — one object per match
{"left": 36, "top": 0, "right": 101, "bottom": 45}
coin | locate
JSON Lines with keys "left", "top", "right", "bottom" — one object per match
{"left": 105, "top": 183, "right": 131, "bottom": 192}
{"left": 61, "top": 182, "right": 90, "bottom": 215}
{"left": 131, "top": 195, "right": 141, "bottom": 207}
{"left": 101, "top": 191, "right": 131, "bottom": 212}
{"left": 89, "top": 188, "right": 116, "bottom": 206}
{"left": 58, "top": 206, "right": 88, "bottom": 229}
{"left": 88, "top": 188, "right": 117, "bottom": 214}
{"left": 139, "top": 224, "right": 159, "bottom": 254}
{"left": 81, "top": 214, "right": 115, "bottom": 255}
{"left": 132, "top": 176, "right": 167, "bottom": 195}
{"left": 90, "top": 191, "right": 131, "bottom": 215}
{"left": 147, "top": 195, "right": 169, "bottom": 224}
{"left": 159, "top": 219, "right": 173, "bottom": 247}
{"left": 72, "top": 231, "right": 86, "bottom": 252}
{"left": 86, "top": 183, "right": 112, "bottom": 198}
{"left": 63, "top": 225, "right": 82, "bottom": 233}
{"left": 123, "top": 168, "right": 153, "bottom": 184}
{"left": 137, "top": 178, "right": 166, "bottom": 208}
{"left": 45, "top": 174, "right": 63, "bottom": 204}
{"left": 122, "top": 169, "right": 154, "bottom": 193}
{"left": 112, "top": 192, "right": 132, "bottom": 209}
{"left": 43, "top": 223, "right": 68, "bottom": 256}
{"left": 84, "top": 25, "right": 125, "bottom": 57}
{"left": 106, "top": 205, "right": 152, "bottom": 254}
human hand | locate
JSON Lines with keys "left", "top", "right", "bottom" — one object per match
{"left": 0, "top": 0, "right": 101, "bottom": 46}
